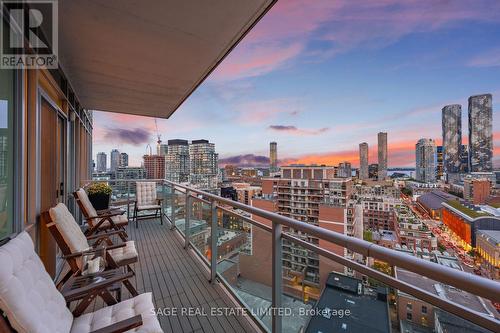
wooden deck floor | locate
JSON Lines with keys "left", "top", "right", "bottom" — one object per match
{"left": 122, "top": 218, "right": 258, "bottom": 333}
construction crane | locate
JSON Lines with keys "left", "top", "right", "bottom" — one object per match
{"left": 154, "top": 118, "right": 162, "bottom": 155}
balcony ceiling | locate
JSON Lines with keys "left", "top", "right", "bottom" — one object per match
{"left": 58, "top": 0, "right": 275, "bottom": 118}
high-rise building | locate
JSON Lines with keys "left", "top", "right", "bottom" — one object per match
{"left": 119, "top": 152, "right": 129, "bottom": 167}
{"left": 463, "top": 177, "right": 491, "bottom": 205}
{"left": 377, "top": 132, "right": 387, "bottom": 180}
{"left": 460, "top": 144, "right": 469, "bottom": 174}
{"left": 143, "top": 155, "right": 166, "bottom": 179}
{"left": 251, "top": 166, "right": 356, "bottom": 300}
{"left": 269, "top": 142, "right": 278, "bottom": 173}
{"left": 359, "top": 142, "right": 369, "bottom": 180}
{"left": 110, "top": 149, "right": 120, "bottom": 172}
{"left": 338, "top": 161, "right": 352, "bottom": 178}
{"left": 442, "top": 104, "right": 462, "bottom": 179}
{"left": 165, "top": 139, "right": 190, "bottom": 183}
{"left": 369, "top": 163, "right": 378, "bottom": 179}
{"left": 415, "top": 138, "right": 437, "bottom": 183}
{"left": 189, "top": 139, "right": 218, "bottom": 190}
{"left": 96, "top": 152, "right": 107, "bottom": 172}
{"left": 436, "top": 146, "right": 443, "bottom": 180}
{"left": 158, "top": 143, "right": 168, "bottom": 156}
{"left": 112, "top": 166, "right": 146, "bottom": 194}
{"left": 468, "top": 94, "right": 493, "bottom": 172}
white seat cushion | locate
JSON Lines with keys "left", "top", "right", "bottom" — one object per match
{"left": 0, "top": 232, "right": 73, "bottom": 333}
{"left": 137, "top": 204, "right": 161, "bottom": 211}
{"left": 71, "top": 293, "right": 162, "bottom": 333}
{"left": 136, "top": 182, "right": 157, "bottom": 206}
{"left": 49, "top": 203, "right": 90, "bottom": 253}
{"left": 76, "top": 188, "right": 98, "bottom": 217}
{"left": 108, "top": 241, "right": 138, "bottom": 265}
{"left": 99, "top": 214, "right": 129, "bottom": 228}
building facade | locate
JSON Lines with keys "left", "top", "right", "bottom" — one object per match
{"left": 415, "top": 138, "right": 436, "bottom": 183}
{"left": 463, "top": 177, "right": 491, "bottom": 205}
{"left": 143, "top": 155, "right": 166, "bottom": 179}
{"left": 252, "top": 166, "right": 355, "bottom": 301}
{"left": 436, "top": 145, "right": 443, "bottom": 180}
{"left": 96, "top": 152, "right": 107, "bottom": 172}
{"left": 119, "top": 152, "right": 129, "bottom": 167}
{"left": 468, "top": 94, "right": 493, "bottom": 172}
{"left": 442, "top": 104, "right": 462, "bottom": 179}
{"left": 110, "top": 149, "right": 120, "bottom": 172}
{"left": 269, "top": 141, "right": 278, "bottom": 173}
{"left": 359, "top": 142, "right": 369, "bottom": 180}
{"left": 165, "top": 139, "right": 190, "bottom": 183}
{"left": 189, "top": 139, "right": 218, "bottom": 190}
{"left": 337, "top": 161, "right": 352, "bottom": 178}
{"left": 377, "top": 132, "right": 388, "bottom": 181}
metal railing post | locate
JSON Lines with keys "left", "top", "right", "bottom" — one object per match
{"left": 272, "top": 222, "right": 282, "bottom": 333}
{"left": 185, "top": 190, "right": 191, "bottom": 249}
{"left": 210, "top": 200, "right": 218, "bottom": 283}
{"left": 170, "top": 185, "right": 175, "bottom": 230}
{"left": 126, "top": 181, "right": 130, "bottom": 221}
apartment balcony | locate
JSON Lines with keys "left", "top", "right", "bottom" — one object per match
{"left": 72, "top": 179, "right": 500, "bottom": 333}
{"left": 2, "top": 2, "right": 499, "bottom": 333}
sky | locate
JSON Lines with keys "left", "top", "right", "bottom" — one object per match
{"left": 93, "top": 0, "right": 500, "bottom": 168}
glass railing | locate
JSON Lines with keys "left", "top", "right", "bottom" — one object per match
{"left": 80, "top": 179, "right": 500, "bottom": 333}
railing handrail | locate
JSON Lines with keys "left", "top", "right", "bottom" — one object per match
{"left": 84, "top": 178, "right": 500, "bottom": 331}
{"left": 163, "top": 179, "right": 500, "bottom": 303}
{"left": 83, "top": 178, "right": 500, "bottom": 301}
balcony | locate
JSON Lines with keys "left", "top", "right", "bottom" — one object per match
{"left": 1, "top": 2, "right": 499, "bottom": 333}
{"left": 78, "top": 179, "right": 500, "bottom": 333}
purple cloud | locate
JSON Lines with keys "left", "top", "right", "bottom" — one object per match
{"left": 268, "top": 125, "right": 330, "bottom": 135}
{"left": 104, "top": 128, "right": 151, "bottom": 146}
{"left": 219, "top": 154, "right": 270, "bottom": 167}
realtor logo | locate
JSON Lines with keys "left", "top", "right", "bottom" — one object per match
{"left": 1, "top": 0, "right": 58, "bottom": 68}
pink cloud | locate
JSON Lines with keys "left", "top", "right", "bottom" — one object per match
{"left": 235, "top": 98, "right": 301, "bottom": 124}
{"left": 212, "top": 0, "right": 500, "bottom": 81}
{"left": 212, "top": 42, "right": 303, "bottom": 81}
{"left": 468, "top": 48, "right": 500, "bottom": 67}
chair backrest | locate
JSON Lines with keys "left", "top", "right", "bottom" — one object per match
{"left": 49, "top": 203, "right": 90, "bottom": 254}
{"left": 74, "top": 188, "right": 98, "bottom": 226}
{"left": 136, "top": 182, "right": 157, "bottom": 206}
{"left": 0, "top": 232, "right": 73, "bottom": 333}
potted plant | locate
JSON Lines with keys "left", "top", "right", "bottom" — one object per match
{"left": 86, "top": 182, "right": 112, "bottom": 211}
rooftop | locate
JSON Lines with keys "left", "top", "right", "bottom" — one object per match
{"left": 445, "top": 200, "right": 490, "bottom": 219}
{"left": 304, "top": 273, "right": 390, "bottom": 333}
{"left": 417, "top": 190, "right": 460, "bottom": 210}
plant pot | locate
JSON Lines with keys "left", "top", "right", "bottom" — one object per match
{"left": 87, "top": 192, "right": 110, "bottom": 211}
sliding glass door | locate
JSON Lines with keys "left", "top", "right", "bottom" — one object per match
{"left": 0, "top": 36, "right": 14, "bottom": 241}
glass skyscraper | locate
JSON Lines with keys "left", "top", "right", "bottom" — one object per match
{"left": 468, "top": 94, "right": 493, "bottom": 172}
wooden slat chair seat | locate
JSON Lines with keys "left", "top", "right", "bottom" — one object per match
{"left": 43, "top": 203, "right": 138, "bottom": 295}
{"left": 0, "top": 232, "right": 163, "bottom": 333}
{"left": 133, "top": 182, "right": 163, "bottom": 228}
{"left": 74, "top": 188, "right": 128, "bottom": 241}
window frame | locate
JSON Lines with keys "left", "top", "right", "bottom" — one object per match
{"left": 0, "top": 13, "right": 25, "bottom": 241}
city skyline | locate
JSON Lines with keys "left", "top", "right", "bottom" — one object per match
{"left": 92, "top": 1, "right": 500, "bottom": 168}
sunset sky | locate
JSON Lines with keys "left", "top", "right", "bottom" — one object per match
{"left": 93, "top": 0, "right": 500, "bottom": 168}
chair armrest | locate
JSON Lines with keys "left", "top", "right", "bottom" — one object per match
{"left": 62, "top": 243, "right": 126, "bottom": 260}
{"left": 85, "top": 211, "right": 124, "bottom": 220}
{"left": 90, "top": 315, "right": 143, "bottom": 333}
{"left": 62, "top": 270, "right": 134, "bottom": 302}
{"left": 97, "top": 208, "right": 125, "bottom": 216}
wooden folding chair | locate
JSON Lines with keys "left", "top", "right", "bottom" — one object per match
{"left": 0, "top": 232, "right": 163, "bottom": 333}
{"left": 42, "top": 203, "right": 139, "bottom": 296}
{"left": 133, "top": 182, "right": 164, "bottom": 228}
{"left": 74, "top": 188, "right": 128, "bottom": 241}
